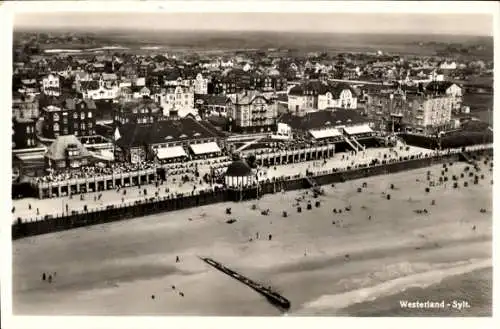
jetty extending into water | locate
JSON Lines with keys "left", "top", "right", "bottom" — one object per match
{"left": 200, "top": 257, "right": 291, "bottom": 311}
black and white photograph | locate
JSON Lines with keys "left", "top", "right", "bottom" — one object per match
{"left": 1, "top": 1, "right": 498, "bottom": 328}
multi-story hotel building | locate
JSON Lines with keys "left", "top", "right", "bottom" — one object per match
{"left": 404, "top": 95, "right": 453, "bottom": 134}
{"left": 193, "top": 73, "right": 208, "bottom": 95}
{"left": 41, "top": 73, "right": 61, "bottom": 96}
{"left": 12, "top": 93, "right": 39, "bottom": 120}
{"left": 226, "top": 90, "right": 278, "bottom": 133}
{"left": 114, "top": 99, "right": 163, "bottom": 126}
{"left": 154, "top": 85, "right": 195, "bottom": 117}
{"left": 41, "top": 98, "right": 97, "bottom": 139}
{"left": 12, "top": 117, "right": 37, "bottom": 149}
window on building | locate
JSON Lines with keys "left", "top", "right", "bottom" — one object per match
{"left": 73, "top": 112, "right": 78, "bottom": 119}
{"left": 53, "top": 113, "right": 60, "bottom": 121}
{"left": 88, "top": 111, "right": 92, "bottom": 118}
{"left": 63, "top": 128, "right": 68, "bottom": 135}
{"left": 53, "top": 123, "right": 60, "bottom": 131}
{"left": 74, "top": 131, "right": 78, "bottom": 136}
{"left": 81, "top": 123, "right": 86, "bottom": 130}
{"left": 81, "top": 112, "right": 85, "bottom": 120}
{"left": 63, "top": 117, "right": 68, "bottom": 124}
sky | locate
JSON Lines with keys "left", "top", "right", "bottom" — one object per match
{"left": 14, "top": 12, "right": 493, "bottom": 36}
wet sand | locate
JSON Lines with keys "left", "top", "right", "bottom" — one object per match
{"left": 13, "top": 158, "right": 492, "bottom": 315}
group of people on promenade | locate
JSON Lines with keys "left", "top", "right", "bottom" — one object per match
{"left": 240, "top": 139, "right": 332, "bottom": 157}
{"left": 32, "top": 161, "right": 157, "bottom": 184}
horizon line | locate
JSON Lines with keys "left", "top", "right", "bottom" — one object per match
{"left": 13, "top": 27, "right": 493, "bottom": 38}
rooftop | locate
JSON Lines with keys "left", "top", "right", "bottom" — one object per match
{"left": 116, "top": 117, "right": 217, "bottom": 148}
{"left": 289, "top": 81, "right": 354, "bottom": 98}
{"left": 279, "top": 108, "right": 369, "bottom": 131}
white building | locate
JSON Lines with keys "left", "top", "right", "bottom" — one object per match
{"left": 42, "top": 73, "right": 60, "bottom": 96}
{"left": 288, "top": 81, "right": 358, "bottom": 115}
{"left": 242, "top": 63, "right": 252, "bottom": 72}
{"left": 424, "top": 81, "right": 462, "bottom": 112}
{"left": 165, "top": 77, "right": 192, "bottom": 88}
{"left": 439, "top": 61, "right": 457, "bottom": 70}
{"left": 193, "top": 73, "right": 208, "bottom": 94}
{"left": 135, "top": 77, "right": 146, "bottom": 87}
{"left": 220, "top": 59, "right": 234, "bottom": 68}
{"left": 318, "top": 88, "right": 358, "bottom": 110}
{"left": 81, "top": 77, "right": 119, "bottom": 101}
{"left": 154, "top": 85, "right": 195, "bottom": 117}
{"left": 133, "top": 87, "right": 151, "bottom": 99}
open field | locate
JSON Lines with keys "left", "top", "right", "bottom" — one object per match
{"left": 13, "top": 157, "right": 492, "bottom": 315}
{"left": 14, "top": 30, "right": 493, "bottom": 58}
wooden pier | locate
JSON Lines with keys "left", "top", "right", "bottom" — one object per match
{"left": 200, "top": 257, "right": 291, "bottom": 311}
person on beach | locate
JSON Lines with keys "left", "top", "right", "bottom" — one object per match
{"left": 48, "top": 275, "right": 52, "bottom": 283}
{"left": 42, "top": 272, "right": 46, "bottom": 281}
{"left": 176, "top": 256, "right": 180, "bottom": 263}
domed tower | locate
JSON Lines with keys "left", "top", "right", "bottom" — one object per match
{"left": 224, "top": 157, "right": 254, "bottom": 188}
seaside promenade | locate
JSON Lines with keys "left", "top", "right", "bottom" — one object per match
{"left": 12, "top": 142, "right": 492, "bottom": 225}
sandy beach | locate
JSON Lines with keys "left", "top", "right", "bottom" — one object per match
{"left": 13, "top": 157, "right": 492, "bottom": 316}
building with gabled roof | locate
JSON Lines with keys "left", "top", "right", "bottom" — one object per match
{"left": 288, "top": 80, "right": 357, "bottom": 115}
{"left": 278, "top": 108, "right": 374, "bottom": 141}
{"left": 226, "top": 90, "right": 278, "bottom": 133}
{"left": 114, "top": 98, "right": 163, "bottom": 126}
{"left": 115, "top": 117, "right": 219, "bottom": 163}
{"left": 44, "top": 134, "right": 92, "bottom": 169}
{"left": 41, "top": 98, "right": 97, "bottom": 139}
